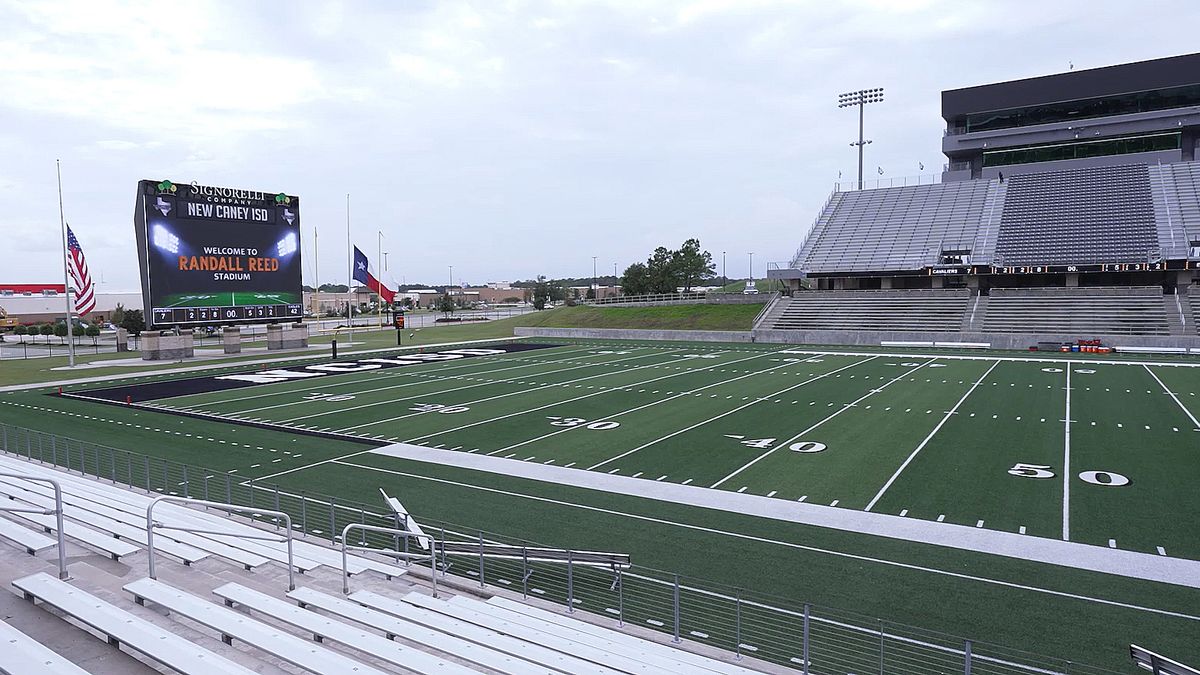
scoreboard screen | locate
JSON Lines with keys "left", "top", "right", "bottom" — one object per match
{"left": 134, "top": 180, "right": 303, "bottom": 329}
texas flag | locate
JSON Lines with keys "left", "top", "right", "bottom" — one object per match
{"left": 353, "top": 246, "right": 395, "bottom": 303}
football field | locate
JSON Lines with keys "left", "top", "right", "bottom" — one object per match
{"left": 134, "top": 340, "right": 1200, "bottom": 560}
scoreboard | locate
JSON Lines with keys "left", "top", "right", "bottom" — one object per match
{"left": 134, "top": 180, "right": 303, "bottom": 330}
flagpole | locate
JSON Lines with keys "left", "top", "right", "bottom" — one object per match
{"left": 56, "top": 160, "right": 76, "bottom": 368}
{"left": 346, "top": 193, "right": 352, "bottom": 337}
{"left": 377, "top": 230, "right": 384, "bottom": 330}
{"left": 312, "top": 224, "right": 319, "bottom": 320}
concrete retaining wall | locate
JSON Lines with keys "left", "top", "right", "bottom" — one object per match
{"left": 515, "top": 326, "right": 1200, "bottom": 350}
{"left": 140, "top": 331, "right": 195, "bottom": 360}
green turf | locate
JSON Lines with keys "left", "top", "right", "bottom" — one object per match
{"left": 3, "top": 339, "right": 1200, "bottom": 670}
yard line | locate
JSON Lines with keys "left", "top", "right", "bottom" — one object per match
{"left": 1143, "top": 364, "right": 1200, "bottom": 430}
{"left": 323, "top": 460, "right": 1200, "bottom": 622}
{"left": 864, "top": 360, "right": 1001, "bottom": 512}
{"left": 330, "top": 349, "right": 683, "bottom": 429}
{"left": 588, "top": 356, "right": 880, "bottom": 471}
{"left": 1062, "top": 368, "right": 1072, "bottom": 541}
{"left": 224, "top": 347, "right": 607, "bottom": 414}
{"left": 487, "top": 353, "right": 821, "bottom": 454}
{"left": 711, "top": 359, "right": 932, "bottom": 488}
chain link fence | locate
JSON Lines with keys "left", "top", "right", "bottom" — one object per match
{"left": 0, "top": 422, "right": 1127, "bottom": 675}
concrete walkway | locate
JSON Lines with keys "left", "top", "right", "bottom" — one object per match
{"left": 369, "top": 443, "right": 1200, "bottom": 589}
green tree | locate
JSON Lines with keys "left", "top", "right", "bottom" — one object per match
{"left": 110, "top": 303, "right": 126, "bottom": 327}
{"left": 53, "top": 322, "right": 68, "bottom": 344}
{"left": 532, "top": 276, "right": 550, "bottom": 310}
{"left": 620, "top": 262, "right": 651, "bottom": 295}
{"left": 646, "top": 246, "right": 676, "bottom": 293}
{"left": 673, "top": 238, "right": 715, "bottom": 291}
{"left": 85, "top": 324, "right": 101, "bottom": 344}
{"left": 120, "top": 309, "right": 145, "bottom": 336}
{"left": 437, "top": 294, "right": 456, "bottom": 315}
{"left": 39, "top": 323, "right": 54, "bottom": 343}
{"left": 13, "top": 324, "right": 27, "bottom": 342}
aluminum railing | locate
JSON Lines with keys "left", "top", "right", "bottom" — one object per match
{"left": 0, "top": 471, "right": 67, "bottom": 579}
{"left": 146, "top": 495, "right": 295, "bottom": 591}
{"left": 340, "top": 523, "right": 436, "bottom": 597}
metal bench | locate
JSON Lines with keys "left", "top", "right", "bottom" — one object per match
{"left": 123, "top": 577, "right": 388, "bottom": 675}
{"left": 384, "top": 590, "right": 673, "bottom": 674}
{"left": 213, "top": 582, "right": 480, "bottom": 675}
{"left": 13, "top": 573, "right": 256, "bottom": 675}
{"left": 293, "top": 587, "right": 612, "bottom": 675}
{"left": 487, "top": 596, "right": 761, "bottom": 675}
{"left": 0, "top": 514, "right": 56, "bottom": 555}
{"left": 0, "top": 617, "right": 91, "bottom": 674}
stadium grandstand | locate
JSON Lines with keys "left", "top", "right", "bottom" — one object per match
{"left": 765, "top": 52, "right": 1200, "bottom": 350}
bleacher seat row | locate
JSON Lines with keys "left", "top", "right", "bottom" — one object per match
{"left": 0, "top": 456, "right": 766, "bottom": 673}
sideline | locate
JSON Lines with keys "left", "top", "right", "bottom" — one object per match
{"left": 364, "top": 442, "right": 1200, "bottom": 590}
{"left": 0, "top": 336, "right": 531, "bottom": 393}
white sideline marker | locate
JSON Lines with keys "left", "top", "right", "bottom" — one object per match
{"left": 936, "top": 514, "right": 945, "bottom": 522}
{"left": 898, "top": 509, "right": 908, "bottom": 517}
{"left": 1019, "top": 526, "right": 1027, "bottom": 535}
{"left": 1157, "top": 546, "right": 1167, "bottom": 556}
{"left": 1108, "top": 539, "right": 1117, "bottom": 549}
{"left": 976, "top": 520, "right": 985, "bottom": 528}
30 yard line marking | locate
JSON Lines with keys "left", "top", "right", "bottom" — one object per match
{"left": 1143, "top": 364, "right": 1200, "bottom": 431}
{"left": 488, "top": 352, "right": 819, "bottom": 455}
{"left": 1062, "top": 368, "right": 1072, "bottom": 541}
{"left": 865, "top": 360, "right": 1001, "bottom": 512}
{"left": 711, "top": 358, "right": 931, "bottom": 488}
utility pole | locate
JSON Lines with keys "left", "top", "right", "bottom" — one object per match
{"left": 748, "top": 252, "right": 754, "bottom": 290}
{"left": 591, "top": 256, "right": 597, "bottom": 300}
{"left": 838, "top": 88, "right": 884, "bottom": 190}
{"left": 722, "top": 251, "right": 727, "bottom": 289}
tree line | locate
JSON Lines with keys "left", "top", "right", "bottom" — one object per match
{"left": 620, "top": 238, "right": 715, "bottom": 295}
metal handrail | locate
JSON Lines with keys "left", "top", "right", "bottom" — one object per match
{"left": 0, "top": 472, "right": 67, "bottom": 579}
{"left": 146, "top": 496, "right": 295, "bottom": 590}
{"left": 1130, "top": 644, "right": 1199, "bottom": 674}
{"left": 340, "top": 523, "right": 437, "bottom": 597}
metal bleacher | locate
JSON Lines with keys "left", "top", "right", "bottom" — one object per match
{"left": 994, "top": 164, "right": 1160, "bottom": 266}
{"left": 0, "top": 454, "right": 766, "bottom": 674}
{"left": 980, "top": 286, "right": 1171, "bottom": 335}
{"left": 764, "top": 289, "right": 971, "bottom": 332}
{"left": 796, "top": 180, "right": 994, "bottom": 274}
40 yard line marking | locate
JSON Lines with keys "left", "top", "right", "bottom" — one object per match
{"left": 711, "top": 358, "right": 933, "bottom": 488}
{"left": 865, "top": 360, "right": 1001, "bottom": 512}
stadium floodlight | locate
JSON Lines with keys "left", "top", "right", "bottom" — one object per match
{"left": 838, "top": 87, "right": 885, "bottom": 190}
{"left": 277, "top": 231, "right": 298, "bottom": 257}
{"left": 152, "top": 223, "right": 180, "bottom": 254}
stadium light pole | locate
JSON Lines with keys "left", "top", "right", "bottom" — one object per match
{"left": 838, "top": 88, "right": 884, "bottom": 190}
{"left": 592, "top": 256, "right": 597, "bottom": 299}
{"left": 748, "top": 252, "right": 754, "bottom": 289}
{"left": 722, "top": 251, "right": 727, "bottom": 289}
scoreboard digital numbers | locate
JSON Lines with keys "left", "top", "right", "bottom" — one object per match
{"left": 134, "top": 180, "right": 303, "bottom": 329}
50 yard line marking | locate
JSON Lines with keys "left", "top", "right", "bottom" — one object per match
{"left": 865, "top": 360, "right": 1001, "bottom": 513}
{"left": 1062, "top": 368, "right": 1071, "bottom": 541}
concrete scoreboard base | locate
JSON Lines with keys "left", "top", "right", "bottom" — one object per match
{"left": 222, "top": 327, "right": 241, "bottom": 354}
{"left": 267, "top": 323, "right": 308, "bottom": 350}
{"left": 140, "top": 331, "right": 195, "bottom": 361}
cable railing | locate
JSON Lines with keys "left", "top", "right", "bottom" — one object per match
{"left": 0, "top": 421, "right": 1128, "bottom": 675}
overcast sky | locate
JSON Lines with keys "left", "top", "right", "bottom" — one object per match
{"left": 2, "top": 0, "right": 1196, "bottom": 292}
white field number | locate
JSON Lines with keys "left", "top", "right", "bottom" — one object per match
{"left": 410, "top": 403, "right": 470, "bottom": 414}
{"left": 1009, "top": 463, "right": 1130, "bottom": 486}
{"left": 303, "top": 392, "right": 356, "bottom": 402}
{"left": 546, "top": 416, "right": 620, "bottom": 430}
{"left": 735, "top": 438, "right": 827, "bottom": 453}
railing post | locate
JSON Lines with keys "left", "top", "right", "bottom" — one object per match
{"left": 329, "top": 497, "right": 336, "bottom": 544}
{"left": 521, "top": 546, "right": 528, "bottom": 599}
{"left": 617, "top": 567, "right": 624, "bottom": 626}
{"left": 802, "top": 603, "right": 810, "bottom": 674}
{"left": 225, "top": 473, "right": 232, "bottom": 504}
{"left": 300, "top": 494, "right": 307, "bottom": 537}
{"left": 274, "top": 485, "right": 282, "bottom": 530}
{"left": 735, "top": 588, "right": 742, "bottom": 659}
{"left": 879, "top": 619, "right": 885, "bottom": 674}
{"left": 672, "top": 573, "right": 680, "bottom": 643}
{"left": 478, "top": 531, "right": 485, "bottom": 588}
{"left": 964, "top": 639, "right": 972, "bottom": 675}
{"left": 144, "top": 455, "right": 150, "bottom": 490}
{"left": 50, "top": 436, "right": 56, "bottom": 467}
{"left": 567, "top": 550, "right": 575, "bottom": 613}
{"left": 402, "top": 514, "right": 410, "bottom": 566}
{"left": 182, "top": 465, "right": 189, "bottom": 498}
{"left": 440, "top": 527, "right": 447, "bottom": 576}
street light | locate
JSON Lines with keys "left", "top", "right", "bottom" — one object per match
{"left": 838, "top": 87, "right": 884, "bottom": 190}
{"left": 722, "top": 251, "right": 727, "bottom": 289}
{"left": 591, "top": 256, "right": 597, "bottom": 300}
{"left": 748, "top": 252, "right": 754, "bottom": 290}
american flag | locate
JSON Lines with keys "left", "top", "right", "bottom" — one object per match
{"left": 66, "top": 225, "right": 96, "bottom": 317}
